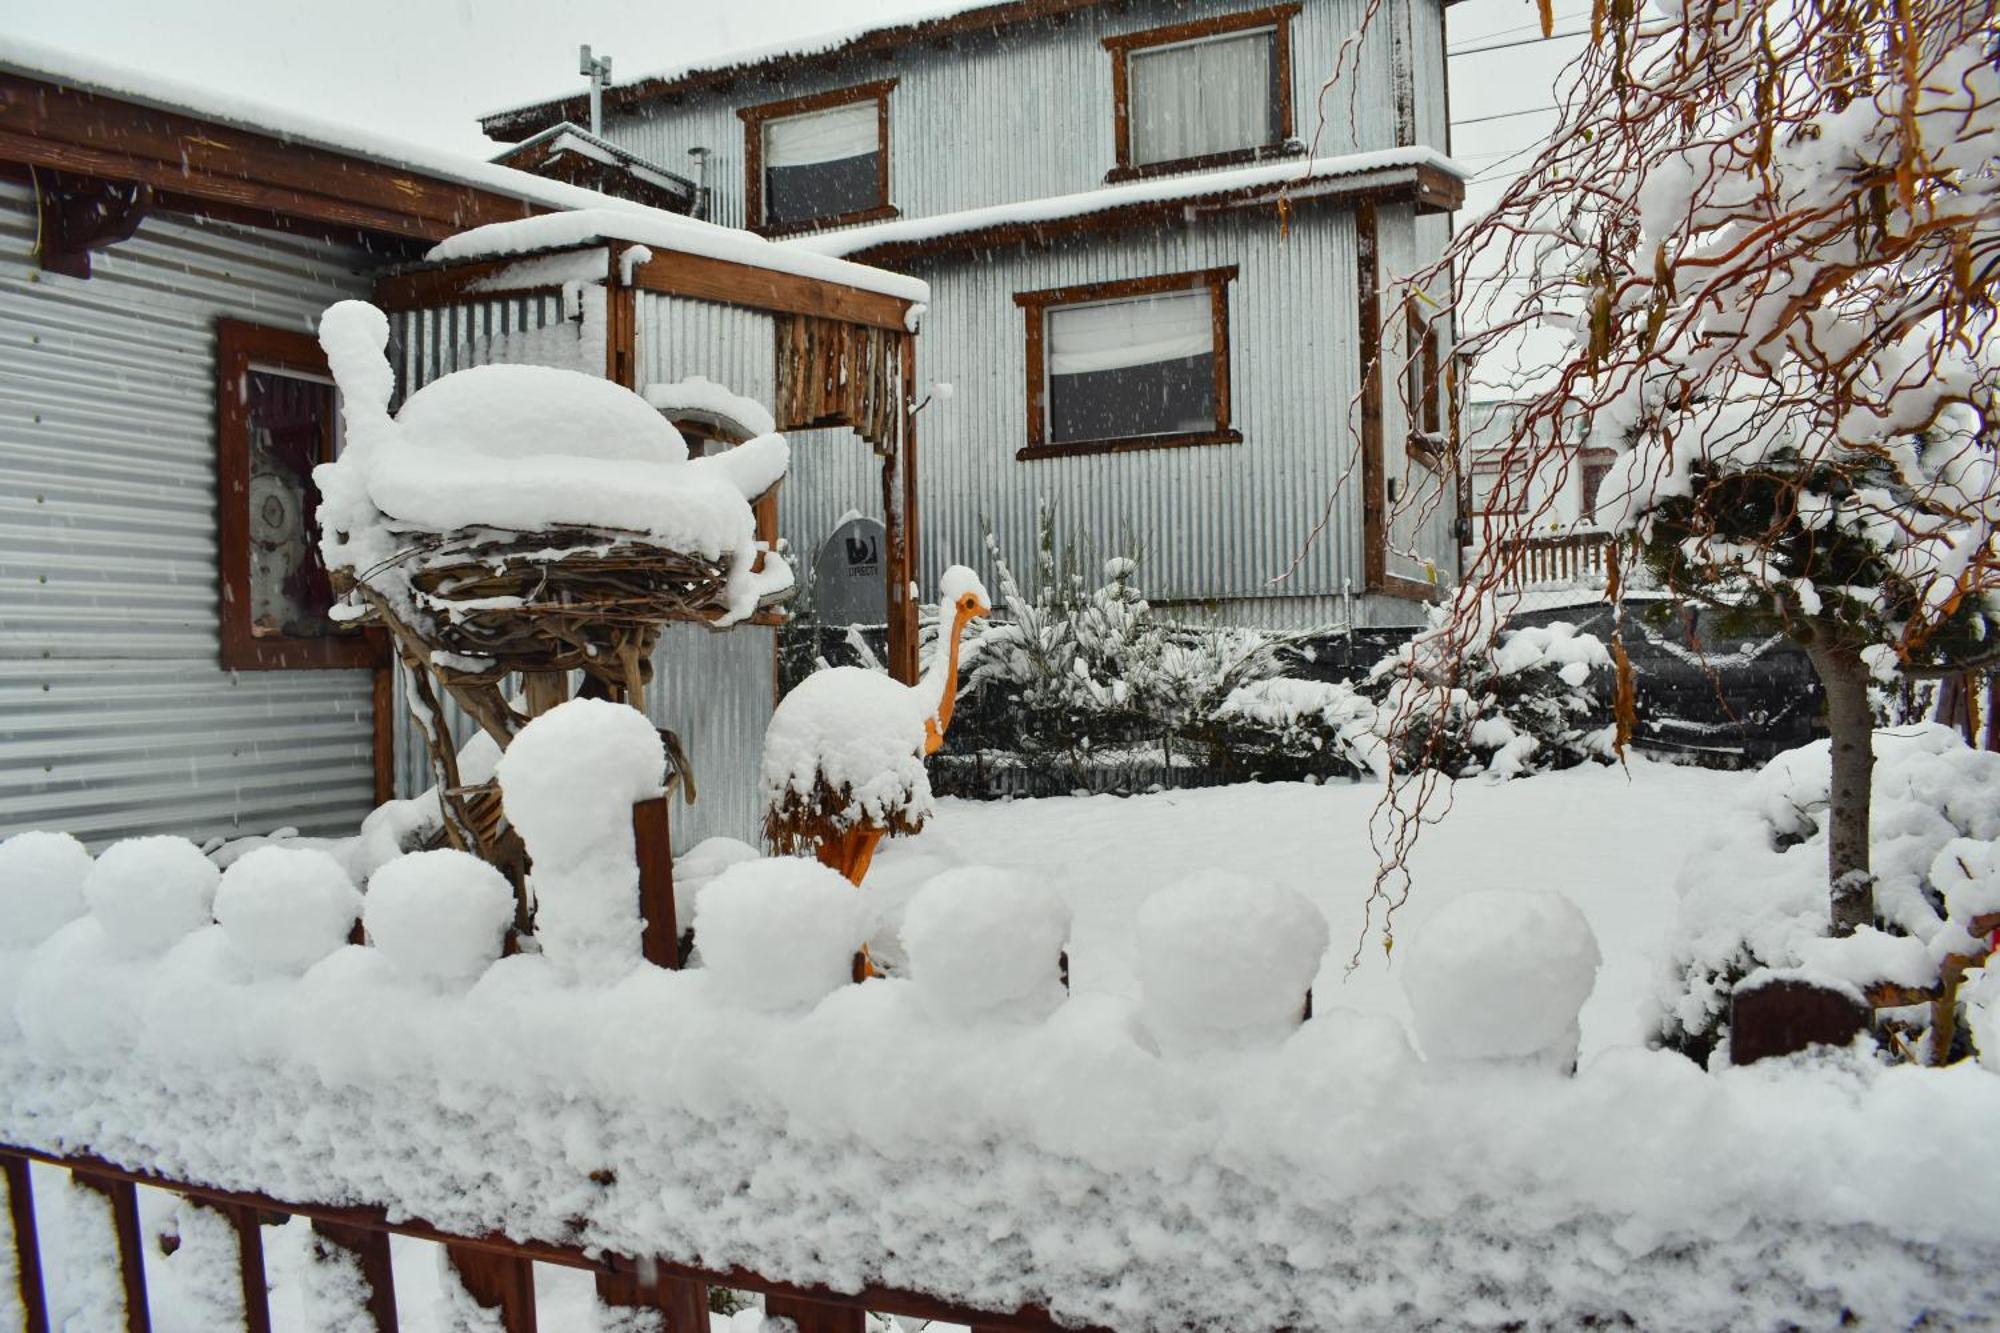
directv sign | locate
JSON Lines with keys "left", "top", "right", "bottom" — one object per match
{"left": 812, "top": 515, "right": 889, "bottom": 626}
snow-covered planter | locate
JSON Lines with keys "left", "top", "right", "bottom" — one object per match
{"left": 1400, "top": 890, "right": 1601, "bottom": 1070}
{"left": 362, "top": 850, "right": 515, "bottom": 990}
{"left": 693, "top": 858, "right": 871, "bottom": 1012}
{"left": 900, "top": 867, "right": 1071, "bottom": 1022}
{"left": 1137, "top": 871, "right": 1327, "bottom": 1055}
{"left": 0, "top": 830, "right": 91, "bottom": 949}
{"left": 212, "top": 847, "right": 360, "bottom": 977}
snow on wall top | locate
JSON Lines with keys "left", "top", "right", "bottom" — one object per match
{"left": 788, "top": 147, "right": 1468, "bottom": 260}
{"left": 426, "top": 209, "right": 929, "bottom": 304}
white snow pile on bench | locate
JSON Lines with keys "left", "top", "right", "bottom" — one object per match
{"left": 4, "top": 765, "right": 2000, "bottom": 1328}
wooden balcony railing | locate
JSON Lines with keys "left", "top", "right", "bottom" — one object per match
{"left": 1490, "top": 529, "right": 1617, "bottom": 588}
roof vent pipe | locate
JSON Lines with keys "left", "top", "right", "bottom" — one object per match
{"left": 687, "top": 147, "right": 711, "bottom": 221}
{"left": 579, "top": 45, "right": 614, "bottom": 135}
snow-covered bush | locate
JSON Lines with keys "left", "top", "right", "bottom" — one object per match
{"left": 82, "top": 836, "right": 219, "bottom": 959}
{"left": 1400, "top": 890, "right": 1601, "bottom": 1070}
{"left": 693, "top": 858, "right": 870, "bottom": 1012}
{"left": 1366, "top": 605, "right": 1616, "bottom": 779}
{"left": 0, "top": 830, "right": 91, "bottom": 949}
{"left": 1211, "top": 677, "right": 1386, "bottom": 781}
{"left": 213, "top": 847, "right": 360, "bottom": 977}
{"left": 1136, "top": 871, "right": 1327, "bottom": 1055}
{"left": 900, "top": 867, "right": 1070, "bottom": 1022}
{"left": 1657, "top": 724, "right": 2000, "bottom": 1064}
{"left": 363, "top": 850, "right": 515, "bottom": 990}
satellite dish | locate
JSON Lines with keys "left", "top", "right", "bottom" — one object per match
{"left": 812, "top": 515, "right": 888, "bottom": 627}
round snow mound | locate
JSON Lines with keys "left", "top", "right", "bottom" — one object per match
{"left": 83, "top": 836, "right": 220, "bottom": 958}
{"left": 213, "top": 847, "right": 362, "bottom": 975}
{"left": 0, "top": 830, "right": 93, "bottom": 948}
{"left": 901, "top": 867, "right": 1070, "bottom": 1020}
{"left": 1400, "top": 889, "right": 1601, "bottom": 1065}
{"left": 395, "top": 363, "right": 688, "bottom": 465}
{"left": 695, "top": 858, "right": 869, "bottom": 1012}
{"left": 1137, "top": 871, "right": 1328, "bottom": 1053}
{"left": 364, "top": 850, "right": 516, "bottom": 988}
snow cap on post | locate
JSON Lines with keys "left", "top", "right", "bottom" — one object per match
{"left": 83, "top": 836, "right": 220, "bottom": 958}
{"left": 496, "top": 699, "right": 666, "bottom": 981}
{"left": 901, "top": 866, "right": 1070, "bottom": 1021}
{"left": 938, "top": 564, "right": 991, "bottom": 612}
{"left": 1400, "top": 889, "right": 1601, "bottom": 1070}
{"left": 0, "top": 830, "right": 93, "bottom": 949}
{"left": 213, "top": 847, "right": 361, "bottom": 976}
{"left": 694, "top": 858, "right": 871, "bottom": 1012}
{"left": 316, "top": 300, "right": 395, "bottom": 432}
{"left": 363, "top": 849, "right": 515, "bottom": 990}
{"left": 1137, "top": 871, "right": 1328, "bottom": 1055}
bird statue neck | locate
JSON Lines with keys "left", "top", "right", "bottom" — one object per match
{"left": 922, "top": 604, "right": 979, "bottom": 756}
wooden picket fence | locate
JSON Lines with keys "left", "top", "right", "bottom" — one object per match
{"left": 1496, "top": 531, "right": 1617, "bottom": 588}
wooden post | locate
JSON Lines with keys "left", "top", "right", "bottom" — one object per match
{"left": 596, "top": 1270, "right": 709, "bottom": 1331}
{"left": 446, "top": 1245, "right": 537, "bottom": 1333}
{"left": 222, "top": 1202, "right": 273, "bottom": 1333}
{"left": 633, "top": 796, "right": 680, "bottom": 969}
{"left": 1729, "top": 978, "right": 1869, "bottom": 1065}
{"left": 881, "top": 428, "right": 918, "bottom": 686}
{"left": 3, "top": 1153, "right": 50, "bottom": 1333}
{"left": 765, "top": 1292, "right": 866, "bottom": 1333}
{"left": 899, "top": 331, "right": 922, "bottom": 685}
{"left": 1356, "top": 201, "right": 1386, "bottom": 594}
{"left": 311, "top": 1220, "right": 398, "bottom": 1333}
{"left": 73, "top": 1173, "right": 150, "bottom": 1333}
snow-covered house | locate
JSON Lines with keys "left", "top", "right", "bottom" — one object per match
{"left": 0, "top": 41, "right": 926, "bottom": 852}
{"left": 483, "top": 0, "right": 1468, "bottom": 630}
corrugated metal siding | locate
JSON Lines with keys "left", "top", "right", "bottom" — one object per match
{"left": 0, "top": 179, "right": 381, "bottom": 846}
{"left": 602, "top": 0, "right": 1425, "bottom": 229}
{"left": 636, "top": 294, "right": 776, "bottom": 410}
{"left": 388, "top": 283, "right": 603, "bottom": 400}
{"left": 646, "top": 623, "right": 776, "bottom": 852}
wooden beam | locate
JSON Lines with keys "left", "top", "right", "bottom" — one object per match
{"left": 3, "top": 1153, "right": 49, "bottom": 1333}
{"left": 445, "top": 1245, "right": 537, "bottom": 1333}
{"left": 766, "top": 1293, "right": 865, "bottom": 1333}
{"left": 595, "top": 1270, "right": 709, "bottom": 1332}
{"left": 222, "top": 1203, "right": 274, "bottom": 1333}
{"left": 312, "top": 1221, "right": 399, "bottom": 1333}
{"left": 633, "top": 796, "right": 681, "bottom": 969}
{"left": 1356, "top": 201, "right": 1387, "bottom": 594}
{"left": 72, "top": 1173, "right": 151, "bottom": 1333}
{"left": 371, "top": 254, "right": 592, "bottom": 312}
{"left": 629, "top": 249, "right": 915, "bottom": 331}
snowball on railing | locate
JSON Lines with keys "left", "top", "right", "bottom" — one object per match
{"left": 213, "top": 847, "right": 360, "bottom": 977}
{"left": 1399, "top": 889, "right": 1601, "bottom": 1070}
{"left": 82, "top": 836, "right": 219, "bottom": 959}
{"left": 693, "top": 858, "right": 871, "bottom": 1012}
{"left": 1137, "top": 871, "right": 1328, "bottom": 1055}
{"left": 0, "top": 830, "right": 91, "bottom": 949}
{"left": 900, "top": 867, "right": 1070, "bottom": 1022}
{"left": 362, "top": 850, "right": 515, "bottom": 991}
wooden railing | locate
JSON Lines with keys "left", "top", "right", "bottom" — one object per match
{"left": 1492, "top": 530, "right": 1617, "bottom": 588}
{"left": 0, "top": 1144, "right": 1090, "bottom": 1333}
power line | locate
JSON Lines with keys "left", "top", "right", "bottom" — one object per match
{"left": 1448, "top": 27, "right": 1590, "bottom": 57}
{"left": 1453, "top": 103, "right": 1563, "bottom": 127}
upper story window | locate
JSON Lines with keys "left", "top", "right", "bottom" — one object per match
{"left": 740, "top": 81, "right": 898, "bottom": 235}
{"left": 1104, "top": 5, "right": 1300, "bottom": 182}
{"left": 1015, "top": 268, "right": 1241, "bottom": 460}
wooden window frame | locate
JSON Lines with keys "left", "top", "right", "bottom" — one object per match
{"left": 1404, "top": 315, "right": 1449, "bottom": 474}
{"left": 1013, "top": 267, "right": 1241, "bottom": 462}
{"left": 739, "top": 80, "right": 899, "bottom": 237}
{"left": 1102, "top": 4, "right": 1301, "bottom": 185}
{"left": 216, "top": 318, "right": 383, "bottom": 672}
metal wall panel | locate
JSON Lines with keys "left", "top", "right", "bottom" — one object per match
{"left": 0, "top": 180, "right": 382, "bottom": 846}
{"left": 603, "top": 0, "right": 1421, "bottom": 228}
{"left": 389, "top": 286, "right": 598, "bottom": 398}
{"left": 636, "top": 293, "right": 776, "bottom": 411}
{"left": 645, "top": 623, "right": 776, "bottom": 853}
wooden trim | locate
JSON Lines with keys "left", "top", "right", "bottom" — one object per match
{"left": 216, "top": 319, "right": 387, "bottom": 673}
{"left": 739, "top": 80, "right": 897, "bottom": 236}
{"left": 1103, "top": 4, "right": 1300, "bottom": 176}
{"left": 1103, "top": 141, "right": 1305, "bottom": 185}
{"left": 1380, "top": 573, "right": 1439, "bottom": 602}
{"left": 371, "top": 254, "right": 595, "bottom": 312}
{"left": 372, "top": 665, "right": 395, "bottom": 805}
{"left": 1015, "top": 267, "right": 1238, "bottom": 457}
{"left": 1356, "top": 201, "right": 1386, "bottom": 593}
{"left": 629, "top": 248, "right": 916, "bottom": 331}
{"left": 606, "top": 245, "right": 638, "bottom": 389}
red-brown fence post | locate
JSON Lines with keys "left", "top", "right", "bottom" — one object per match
{"left": 311, "top": 1220, "right": 398, "bottom": 1332}
{"left": 446, "top": 1245, "right": 537, "bottom": 1332}
{"left": 596, "top": 1268, "right": 709, "bottom": 1331}
{"left": 217, "top": 1202, "right": 274, "bottom": 1333}
{"left": 3, "top": 1153, "right": 49, "bottom": 1333}
{"left": 73, "top": 1173, "right": 150, "bottom": 1333}
{"left": 633, "top": 796, "right": 680, "bottom": 969}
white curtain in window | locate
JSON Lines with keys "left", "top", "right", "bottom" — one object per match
{"left": 1129, "top": 29, "right": 1276, "bottom": 166}
{"left": 765, "top": 102, "right": 879, "bottom": 167}
{"left": 1048, "top": 290, "right": 1212, "bottom": 375}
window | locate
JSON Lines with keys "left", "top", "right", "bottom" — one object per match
{"left": 740, "top": 82, "right": 897, "bottom": 235}
{"left": 217, "top": 319, "right": 382, "bottom": 670}
{"left": 1015, "top": 268, "right": 1240, "bottom": 459}
{"left": 1579, "top": 449, "right": 1617, "bottom": 525}
{"left": 1104, "top": 5, "right": 1299, "bottom": 181}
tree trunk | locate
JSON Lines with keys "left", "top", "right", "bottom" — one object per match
{"left": 1803, "top": 630, "right": 1876, "bottom": 935}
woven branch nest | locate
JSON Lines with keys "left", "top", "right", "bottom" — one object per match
{"left": 764, "top": 775, "right": 928, "bottom": 856}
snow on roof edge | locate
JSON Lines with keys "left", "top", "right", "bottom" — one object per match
{"left": 788, "top": 147, "right": 1468, "bottom": 260}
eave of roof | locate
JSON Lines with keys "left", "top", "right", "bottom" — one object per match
{"left": 492, "top": 121, "right": 697, "bottom": 198}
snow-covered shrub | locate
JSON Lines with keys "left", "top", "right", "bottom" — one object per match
{"left": 1400, "top": 890, "right": 1601, "bottom": 1070}
{"left": 497, "top": 698, "right": 665, "bottom": 979}
{"left": 0, "top": 830, "right": 91, "bottom": 948}
{"left": 694, "top": 858, "right": 870, "bottom": 1012}
{"left": 900, "top": 867, "right": 1070, "bottom": 1022}
{"left": 1657, "top": 724, "right": 2000, "bottom": 1064}
{"left": 1211, "top": 677, "right": 1386, "bottom": 781}
{"left": 363, "top": 850, "right": 515, "bottom": 990}
{"left": 82, "top": 836, "right": 219, "bottom": 958}
{"left": 1136, "top": 871, "right": 1327, "bottom": 1054}
{"left": 1366, "top": 604, "right": 1616, "bottom": 779}
{"left": 213, "top": 847, "right": 360, "bottom": 976}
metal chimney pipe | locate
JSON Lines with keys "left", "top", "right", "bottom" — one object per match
{"left": 687, "top": 146, "right": 711, "bottom": 220}
{"left": 579, "top": 45, "right": 613, "bottom": 135}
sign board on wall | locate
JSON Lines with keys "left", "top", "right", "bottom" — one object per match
{"left": 812, "top": 515, "right": 889, "bottom": 626}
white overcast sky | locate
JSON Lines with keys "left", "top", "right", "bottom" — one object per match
{"left": 5, "top": 0, "right": 1588, "bottom": 204}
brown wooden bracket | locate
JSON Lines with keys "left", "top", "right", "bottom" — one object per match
{"left": 32, "top": 169, "right": 151, "bottom": 279}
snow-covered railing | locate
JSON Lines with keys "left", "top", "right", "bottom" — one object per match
{"left": 1493, "top": 530, "right": 1617, "bottom": 588}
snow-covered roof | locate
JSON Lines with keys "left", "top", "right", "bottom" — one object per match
{"left": 492, "top": 121, "right": 697, "bottom": 200}
{"left": 789, "top": 147, "right": 1468, "bottom": 263}
{"left": 425, "top": 209, "right": 931, "bottom": 304}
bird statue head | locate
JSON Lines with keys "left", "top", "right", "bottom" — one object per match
{"left": 938, "top": 565, "right": 992, "bottom": 622}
